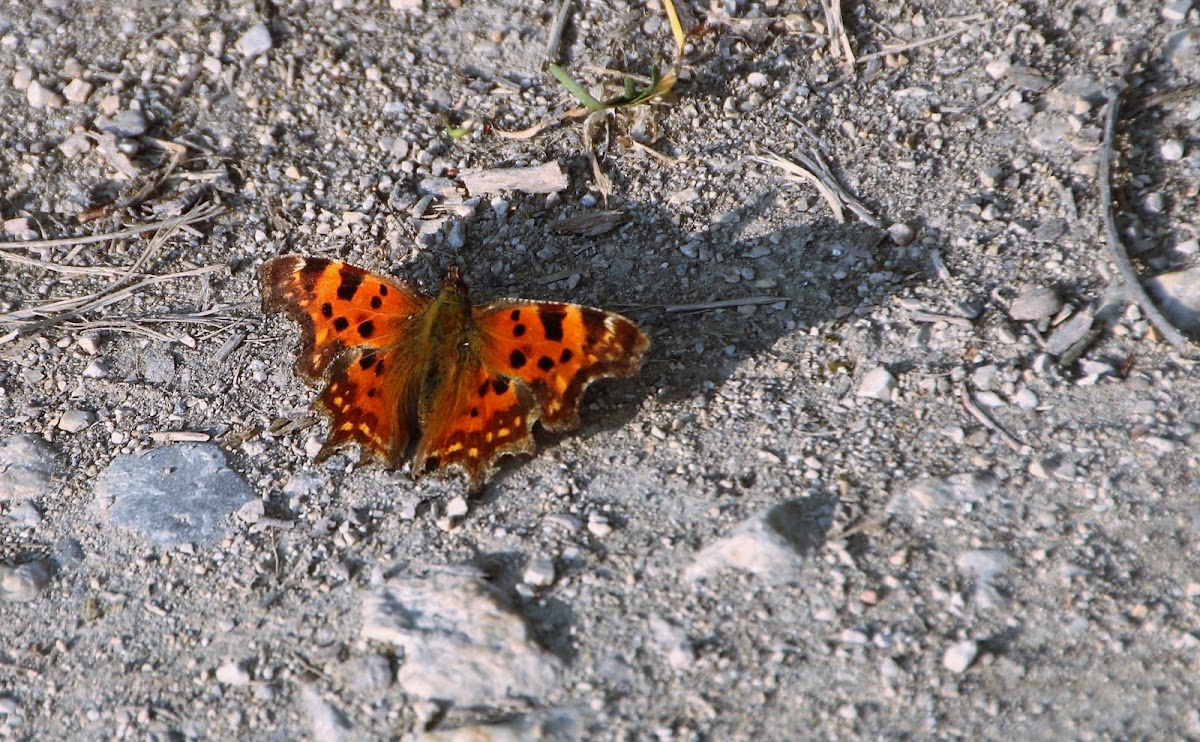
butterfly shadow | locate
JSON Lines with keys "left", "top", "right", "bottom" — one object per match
{"left": 470, "top": 549, "right": 579, "bottom": 665}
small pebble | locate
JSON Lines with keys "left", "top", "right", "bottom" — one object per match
{"left": 236, "top": 22, "right": 273, "bottom": 58}
{"left": 57, "top": 409, "right": 95, "bottom": 433}
{"left": 96, "top": 110, "right": 147, "bottom": 138}
{"left": 59, "top": 133, "right": 91, "bottom": 158}
{"left": 0, "top": 561, "right": 52, "bottom": 602}
{"left": 857, "top": 367, "right": 896, "bottom": 401}
{"left": 26, "top": 80, "right": 64, "bottom": 109}
{"left": 215, "top": 660, "right": 252, "bottom": 686}
{"left": 1008, "top": 286, "right": 1062, "bottom": 321}
{"left": 523, "top": 557, "right": 556, "bottom": 587}
{"left": 746, "top": 72, "right": 768, "bottom": 88}
{"left": 943, "top": 639, "right": 978, "bottom": 673}
{"left": 586, "top": 513, "right": 613, "bottom": 537}
{"left": 1163, "top": 0, "right": 1193, "bottom": 22}
{"left": 1161, "top": 140, "right": 1185, "bottom": 161}
{"left": 886, "top": 222, "right": 915, "bottom": 246}
{"left": 82, "top": 360, "right": 108, "bottom": 379}
{"left": 11, "top": 66, "right": 32, "bottom": 90}
{"left": 62, "top": 78, "right": 93, "bottom": 104}
{"left": 445, "top": 495, "right": 469, "bottom": 519}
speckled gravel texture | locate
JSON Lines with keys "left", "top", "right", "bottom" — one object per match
{"left": 3, "top": 1, "right": 1200, "bottom": 739}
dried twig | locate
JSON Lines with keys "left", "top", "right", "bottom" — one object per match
{"left": 748, "top": 149, "right": 881, "bottom": 227}
{"left": 819, "top": 0, "right": 856, "bottom": 67}
{"left": 1099, "top": 71, "right": 1187, "bottom": 346}
{"left": 856, "top": 25, "right": 977, "bottom": 64}
{"left": 545, "top": 0, "right": 573, "bottom": 66}
{"left": 0, "top": 203, "right": 223, "bottom": 251}
{"left": 959, "top": 383, "right": 1026, "bottom": 453}
{"left": 662, "top": 296, "right": 786, "bottom": 313}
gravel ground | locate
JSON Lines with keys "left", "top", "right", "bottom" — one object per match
{"left": 3, "top": 1, "right": 1200, "bottom": 739}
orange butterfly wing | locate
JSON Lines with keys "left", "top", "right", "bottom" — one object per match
{"left": 413, "top": 298, "right": 649, "bottom": 487}
{"left": 259, "top": 256, "right": 433, "bottom": 463}
{"left": 472, "top": 300, "right": 649, "bottom": 430}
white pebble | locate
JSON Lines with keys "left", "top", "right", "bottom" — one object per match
{"left": 1161, "top": 140, "right": 1185, "bottom": 161}
{"left": 886, "top": 222, "right": 915, "bottom": 246}
{"left": 57, "top": 409, "right": 95, "bottom": 433}
{"left": 11, "top": 66, "right": 32, "bottom": 90}
{"left": 215, "top": 660, "right": 252, "bottom": 686}
{"left": 586, "top": 513, "right": 613, "bottom": 537}
{"left": 523, "top": 557, "right": 556, "bottom": 587}
{"left": 984, "top": 60, "right": 1010, "bottom": 79}
{"left": 746, "top": 72, "right": 768, "bottom": 88}
{"left": 82, "top": 360, "right": 108, "bottom": 379}
{"left": 942, "top": 639, "right": 978, "bottom": 673}
{"left": 445, "top": 495, "right": 469, "bottom": 519}
{"left": 856, "top": 367, "right": 896, "bottom": 401}
{"left": 1163, "top": 0, "right": 1193, "bottom": 22}
{"left": 236, "top": 22, "right": 273, "bottom": 58}
{"left": 62, "top": 78, "right": 93, "bottom": 104}
{"left": 26, "top": 80, "right": 64, "bottom": 109}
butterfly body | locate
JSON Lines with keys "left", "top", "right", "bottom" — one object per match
{"left": 260, "top": 256, "right": 649, "bottom": 488}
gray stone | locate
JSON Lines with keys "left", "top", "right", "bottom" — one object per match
{"left": 893, "top": 472, "right": 999, "bottom": 514}
{"left": 684, "top": 500, "right": 828, "bottom": 584}
{"left": 0, "top": 434, "right": 61, "bottom": 500}
{"left": 95, "top": 110, "right": 147, "bottom": 138}
{"left": 1045, "top": 309, "right": 1095, "bottom": 355}
{"left": 301, "top": 685, "right": 352, "bottom": 741}
{"left": 57, "top": 409, "right": 95, "bottom": 433}
{"left": 1008, "top": 286, "right": 1062, "bottom": 321}
{"left": 0, "top": 560, "right": 52, "bottom": 602}
{"left": 92, "top": 444, "right": 255, "bottom": 547}
{"left": 361, "top": 567, "right": 562, "bottom": 707}
{"left": 1146, "top": 266, "right": 1200, "bottom": 332}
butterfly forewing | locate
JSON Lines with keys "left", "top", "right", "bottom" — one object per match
{"left": 472, "top": 300, "right": 649, "bottom": 430}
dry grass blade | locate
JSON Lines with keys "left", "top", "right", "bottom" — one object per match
{"left": 748, "top": 149, "right": 881, "bottom": 227}
{"left": 0, "top": 203, "right": 227, "bottom": 333}
{"left": 856, "top": 24, "right": 978, "bottom": 64}
{"left": 545, "top": 0, "right": 573, "bottom": 66}
{"left": 0, "top": 203, "right": 223, "bottom": 251}
{"left": 1098, "top": 63, "right": 1187, "bottom": 346}
{"left": 663, "top": 296, "right": 786, "bottom": 313}
{"left": 583, "top": 109, "right": 613, "bottom": 203}
{"left": 493, "top": 107, "right": 590, "bottom": 140}
{"left": 820, "top": 0, "right": 856, "bottom": 67}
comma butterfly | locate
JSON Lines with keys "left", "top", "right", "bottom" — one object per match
{"left": 260, "top": 256, "right": 649, "bottom": 489}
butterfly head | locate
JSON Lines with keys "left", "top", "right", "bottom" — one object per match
{"left": 439, "top": 265, "right": 470, "bottom": 303}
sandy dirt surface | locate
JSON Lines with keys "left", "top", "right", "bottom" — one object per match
{"left": 2, "top": 1, "right": 1200, "bottom": 739}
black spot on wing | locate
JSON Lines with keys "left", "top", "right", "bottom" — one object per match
{"left": 478, "top": 380, "right": 491, "bottom": 397}
{"left": 560, "top": 348, "right": 573, "bottom": 363}
{"left": 510, "top": 350, "right": 526, "bottom": 369}
{"left": 537, "top": 356, "right": 554, "bottom": 371}
{"left": 370, "top": 295, "right": 382, "bottom": 310}
{"left": 510, "top": 309, "right": 520, "bottom": 321}
{"left": 333, "top": 316, "right": 350, "bottom": 332}
{"left": 538, "top": 305, "right": 567, "bottom": 341}
{"left": 359, "top": 350, "right": 376, "bottom": 370}
{"left": 358, "top": 320, "right": 375, "bottom": 338}
{"left": 321, "top": 302, "right": 333, "bottom": 318}
{"left": 336, "top": 267, "right": 363, "bottom": 301}
{"left": 492, "top": 377, "right": 510, "bottom": 395}
{"left": 513, "top": 323, "right": 526, "bottom": 337}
